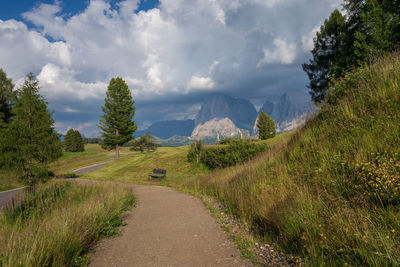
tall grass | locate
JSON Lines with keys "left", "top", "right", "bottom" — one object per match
{"left": 0, "top": 180, "right": 135, "bottom": 267}
{"left": 180, "top": 53, "right": 400, "bottom": 265}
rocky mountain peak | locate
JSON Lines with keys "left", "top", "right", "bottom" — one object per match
{"left": 194, "top": 93, "right": 257, "bottom": 131}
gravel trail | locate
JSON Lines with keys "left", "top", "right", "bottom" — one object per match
{"left": 87, "top": 183, "right": 253, "bottom": 267}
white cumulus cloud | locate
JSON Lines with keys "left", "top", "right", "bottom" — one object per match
{"left": 258, "top": 39, "right": 297, "bottom": 66}
{"left": 187, "top": 76, "right": 215, "bottom": 90}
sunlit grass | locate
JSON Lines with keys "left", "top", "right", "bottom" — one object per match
{"left": 81, "top": 146, "right": 209, "bottom": 185}
{"left": 0, "top": 180, "right": 135, "bottom": 267}
{"left": 173, "top": 53, "right": 400, "bottom": 265}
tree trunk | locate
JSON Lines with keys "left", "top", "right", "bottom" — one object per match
{"left": 116, "top": 129, "right": 120, "bottom": 159}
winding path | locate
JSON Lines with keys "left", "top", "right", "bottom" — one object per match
{"left": 87, "top": 183, "right": 253, "bottom": 266}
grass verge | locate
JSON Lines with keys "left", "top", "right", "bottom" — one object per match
{"left": 0, "top": 180, "right": 135, "bottom": 267}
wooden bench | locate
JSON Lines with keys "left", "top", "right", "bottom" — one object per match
{"left": 149, "top": 169, "right": 166, "bottom": 178}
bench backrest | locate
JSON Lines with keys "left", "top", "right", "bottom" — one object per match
{"left": 153, "top": 169, "right": 166, "bottom": 174}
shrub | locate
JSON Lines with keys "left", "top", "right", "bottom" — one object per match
{"left": 130, "top": 132, "right": 159, "bottom": 153}
{"left": 187, "top": 139, "right": 205, "bottom": 164}
{"left": 188, "top": 139, "right": 267, "bottom": 169}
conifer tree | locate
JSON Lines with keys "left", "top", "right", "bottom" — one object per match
{"left": 0, "top": 69, "right": 15, "bottom": 125}
{"left": 73, "top": 129, "right": 85, "bottom": 152}
{"left": 98, "top": 77, "right": 137, "bottom": 158}
{"left": 1, "top": 73, "right": 62, "bottom": 186}
{"left": 257, "top": 110, "right": 276, "bottom": 140}
{"left": 64, "top": 129, "right": 84, "bottom": 152}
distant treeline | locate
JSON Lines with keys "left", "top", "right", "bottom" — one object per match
{"left": 83, "top": 137, "right": 102, "bottom": 144}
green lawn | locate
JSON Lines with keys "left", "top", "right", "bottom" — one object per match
{"left": 80, "top": 146, "right": 209, "bottom": 186}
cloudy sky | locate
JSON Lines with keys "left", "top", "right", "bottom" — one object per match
{"left": 0, "top": 0, "right": 342, "bottom": 137}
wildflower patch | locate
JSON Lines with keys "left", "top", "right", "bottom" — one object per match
{"left": 2, "top": 182, "right": 70, "bottom": 223}
{"left": 354, "top": 153, "right": 400, "bottom": 206}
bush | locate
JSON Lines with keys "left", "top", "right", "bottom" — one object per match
{"left": 188, "top": 139, "right": 267, "bottom": 169}
{"left": 130, "top": 132, "right": 159, "bottom": 153}
{"left": 187, "top": 140, "right": 205, "bottom": 163}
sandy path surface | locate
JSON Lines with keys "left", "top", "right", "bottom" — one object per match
{"left": 88, "top": 184, "right": 253, "bottom": 267}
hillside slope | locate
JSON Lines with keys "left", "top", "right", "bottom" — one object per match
{"left": 190, "top": 53, "right": 400, "bottom": 265}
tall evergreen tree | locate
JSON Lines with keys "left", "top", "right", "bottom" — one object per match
{"left": 302, "top": 10, "right": 349, "bottom": 103}
{"left": 64, "top": 129, "right": 84, "bottom": 152}
{"left": 304, "top": 1, "right": 400, "bottom": 103}
{"left": 257, "top": 110, "right": 276, "bottom": 140}
{"left": 73, "top": 129, "right": 85, "bottom": 152}
{"left": 0, "top": 69, "right": 15, "bottom": 125}
{"left": 1, "top": 73, "right": 62, "bottom": 186}
{"left": 98, "top": 77, "right": 137, "bottom": 158}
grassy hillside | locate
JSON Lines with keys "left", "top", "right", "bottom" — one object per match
{"left": 80, "top": 146, "right": 209, "bottom": 184}
{"left": 182, "top": 53, "right": 400, "bottom": 265}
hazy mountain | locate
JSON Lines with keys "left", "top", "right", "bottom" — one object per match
{"left": 255, "top": 93, "right": 315, "bottom": 134}
{"left": 136, "top": 120, "right": 194, "bottom": 139}
{"left": 194, "top": 93, "right": 257, "bottom": 131}
{"left": 137, "top": 92, "right": 314, "bottom": 142}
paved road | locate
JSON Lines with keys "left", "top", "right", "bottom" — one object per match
{"left": 88, "top": 183, "right": 253, "bottom": 267}
{"left": 0, "top": 187, "right": 26, "bottom": 209}
{"left": 73, "top": 161, "right": 111, "bottom": 175}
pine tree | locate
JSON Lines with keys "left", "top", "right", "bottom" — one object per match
{"left": 64, "top": 129, "right": 85, "bottom": 152}
{"left": 64, "top": 129, "right": 75, "bottom": 152}
{"left": 73, "top": 130, "right": 85, "bottom": 152}
{"left": 98, "top": 77, "right": 137, "bottom": 158}
{"left": 1, "top": 73, "right": 62, "bottom": 186}
{"left": 302, "top": 10, "right": 349, "bottom": 103}
{"left": 0, "top": 69, "right": 15, "bottom": 125}
{"left": 257, "top": 110, "right": 276, "bottom": 140}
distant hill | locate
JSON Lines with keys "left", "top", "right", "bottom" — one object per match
{"left": 136, "top": 120, "right": 194, "bottom": 139}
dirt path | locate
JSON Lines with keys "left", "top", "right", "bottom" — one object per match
{"left": 88, "top": 183, "right": 253, "bottom": 267}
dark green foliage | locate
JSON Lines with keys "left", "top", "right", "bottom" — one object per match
{"left": 257, "top": 110, "right": 276, "bottom": 140}
{"left": 217, "top": 137, "right": 241, "bottom": 145}
{"left": 304, "top": 1, "right": 400, "bottom": 102}
{"left": 187, "top": 139, "right": 205, "bottom": 163}
{"left": 98, "top": 77, "right": 137, "bottom": 158}
{"left": 188, "top": 139, "right": 267, "bottom": 169}
{"left": 64, "top": 129, "right": 84, "bottom": 152}
{"left": 302, "top": 10, "right": 349, "bottom": 103}
{"left": 0, "top": 73, "right": 62, "bottom": 186}
{"left": 83, "top": 137, "right": 101, "bottom": 144}
{"left": 130, "top": 132, "right": 159, "bottom": 153}
{"left": 0, "top": 69, "right": 15, "bottom": 125}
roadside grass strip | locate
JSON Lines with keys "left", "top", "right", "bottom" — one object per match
{"left": 0, "top": 180, "right": 135, "bottom": 267}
